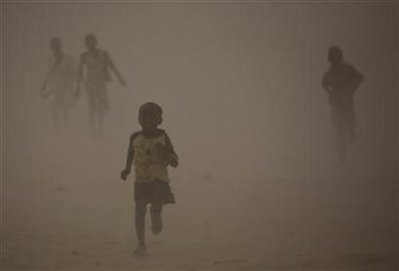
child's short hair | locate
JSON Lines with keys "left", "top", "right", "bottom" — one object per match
{"left": 139, "top": 102, "right": 163, "bottom": 118}
{"left": 84, "top": 33, "right": 97, "bottom": 43}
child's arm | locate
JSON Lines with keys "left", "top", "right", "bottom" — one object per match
{"left": 121, "top": 133, "right": 137, "bottom": 181}
{"left": 321, "top": 72, "right": 332, "bottom": 94}
{"left": 39, "top": 77, "right": 50, "bottom": 98}
{"left": 105, "top": 51, "right": 126, "bottom": 87}
{"left": 348, "top": 66, "right": 364, "bottom": 93}
{"left": 164, "top": 134, "right": 178, "bottom": 168}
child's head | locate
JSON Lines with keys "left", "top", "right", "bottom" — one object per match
{"left": 84, "top": 33, "right": 98, "bottom": 50}
{"left": 328, "top": 46, "right": 343, "bottom": 66}
{"left": 138, "top": 102, "right": 163, "bottom": 130}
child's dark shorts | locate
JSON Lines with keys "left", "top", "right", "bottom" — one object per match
{"left": 134, "top": 180, "right": 175, "bottom": 205}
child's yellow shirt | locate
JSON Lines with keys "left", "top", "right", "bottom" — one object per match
{"left": 133, "top": 133, "right": 170, "bottom": 183}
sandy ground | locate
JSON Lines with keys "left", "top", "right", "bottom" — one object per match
{"left": 0, "top": 96, "right": 397, "bottom": 271}
{"left": 2, "top": 127, "right": 397, "bottom": 271}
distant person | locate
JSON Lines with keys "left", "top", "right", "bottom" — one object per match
{"left": 75, "top": 33, "right": 126, "bottom": 137}
{"left": 322, "top": 46, "right": 364, "bottom": 162}
{"left": 121, "top": 102, "right": 178, "bottom": 255}
{"left": 39, "top": 37, "right": 77, "bottom": 134}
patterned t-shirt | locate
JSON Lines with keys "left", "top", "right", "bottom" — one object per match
{"left": 131, "top": 130, "right": 177, "bottom": 182}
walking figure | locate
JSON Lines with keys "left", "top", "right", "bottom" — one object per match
{"left": 76, "top": 33, "right": 126, "bottom": 137}
{"left": 322, "top": 46, "right": 364, "bottom": 162}
{"left": 40, "top": 37, "right": 77, "bottom": 133}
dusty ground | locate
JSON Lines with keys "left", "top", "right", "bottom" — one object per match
{"left": 2, "top": 127, "right": 397, "bottom": 271}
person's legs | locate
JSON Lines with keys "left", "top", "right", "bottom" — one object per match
{"left": 347, "top": 109, "right": 357, "bottom": 143}
{"left": 51, "top": 101, "right": 61, "bottom": 134}
{"left": 150, "top": 180, "right": 174, "bottom": 235}
{"left": 97, "top": 84, "right": 109, "bottom": 137}
{"left": 135, "top": 201, "right": 147, "bottom": 249}
{"left": 59, "top": 97, "right": 70, "bottom": 132}
{"left": 331, "top": 106, "right": 347, "bottom": 163}
{"left": 150, "top": 203, "right": 163, "bottom": 235}
{"left": 134, "top": 182, "right": 150, "bottom": 254}
{"left": 337, "top": 126, "right": 348, "bottom": 163}
{"left": 85, "top": 87, "right": 97, "bottom": 137}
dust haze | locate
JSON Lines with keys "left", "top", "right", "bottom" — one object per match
{"left": 1, "top": 2, "right": 398, "bottom": 271}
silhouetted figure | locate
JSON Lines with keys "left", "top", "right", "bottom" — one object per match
{"left": 40, "top": 37, "right": 77, "bottom": 134}
{"left": 121, "top": 103, "right": 178, "bottom": 256}
{"left": 75, "top": 33, "right": 126, "bottom": 137}
{"left": 322, "top": 46, "right": 364, "bottom": 162}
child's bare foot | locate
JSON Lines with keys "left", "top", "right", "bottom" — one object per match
{"left": 134, "top": 244, "right": 146, "bottom": 256}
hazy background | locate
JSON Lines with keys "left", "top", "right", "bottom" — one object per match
{"left": 2, "top": 2, "right": 398, "bottom": 270}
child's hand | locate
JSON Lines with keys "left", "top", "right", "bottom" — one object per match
{"left": 121, "top": 169, "right": 130, "bottom": 181}
{"left": 153, "top": 143, "right": 178, "bottom": 167}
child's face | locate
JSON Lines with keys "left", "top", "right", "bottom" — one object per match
{"left": 139, "top": 110, "right": 161, "bottom": 131}
{"left": 85, "top": 37, "right": 97, "bottom": 51}
{"left": 328, "top": 52, "right": 343, "bottom": 66}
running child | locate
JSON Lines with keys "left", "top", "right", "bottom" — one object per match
{"left": 121, "top": 102, "right": 178, "bottom": 255}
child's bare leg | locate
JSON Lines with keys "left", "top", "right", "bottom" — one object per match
{"left": 97, "top": 89, "right": 108, "bottom": 137}
{"left": 87, "top": 93, "right": 97, "bottom": 137}
{"left": 98, "top": 109, "right": 106, "bottom": 137}
{"left": 135, "top": 201, "right": 147, "bottom": 251}
{"left": 347, "top": 111, "right": 357, "bottom": 143}
{"left": 150, "top": 203, "right": 163, "bottom": 235}
{"left": 335, "top": 126, "right": 347, "bottom": 163}
{"left": 51, "top": 102, "right": 61, "bottom": 134}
